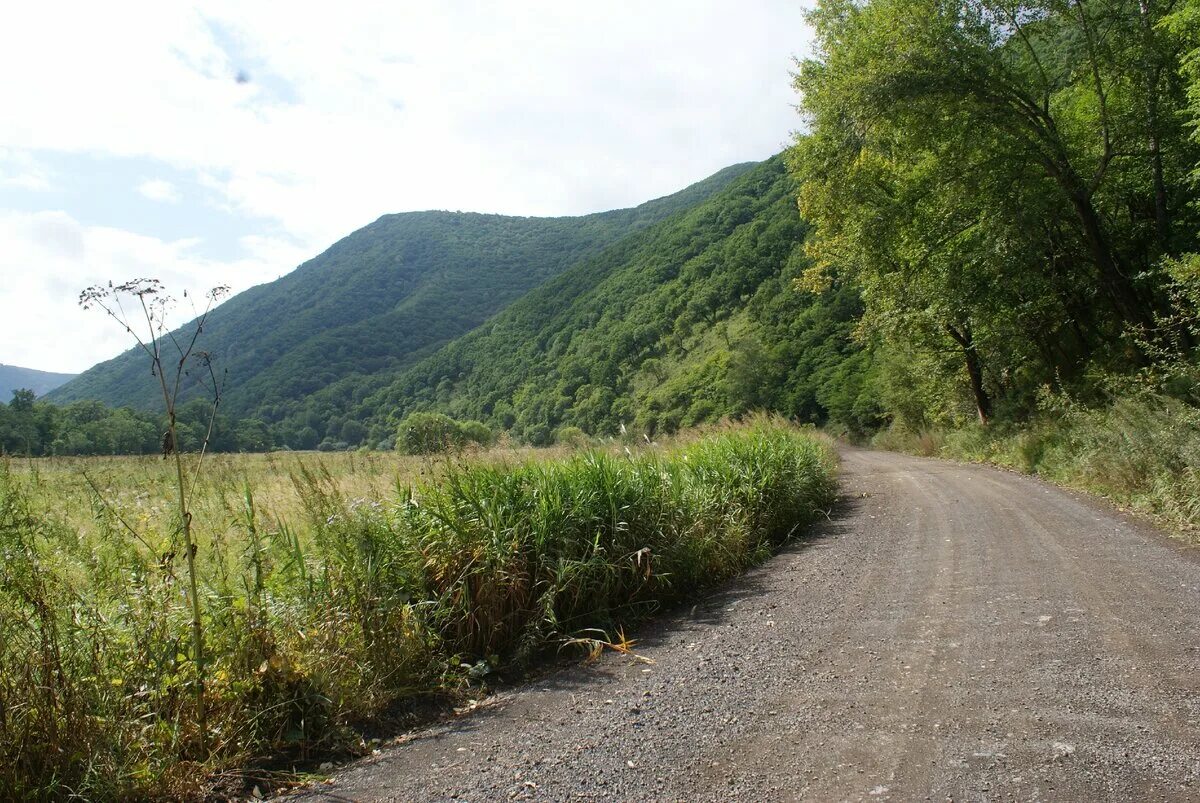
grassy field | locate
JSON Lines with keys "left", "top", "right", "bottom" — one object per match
{"left": 0, "top": 419, "right": 835, "bottom": 800}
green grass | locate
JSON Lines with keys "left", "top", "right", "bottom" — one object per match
{"left": 0, "top": 419, "right": 835, "bottom": 800}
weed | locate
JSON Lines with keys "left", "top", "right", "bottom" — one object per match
{"left": 0, "top": 421, "right": 834, "bottom": 799}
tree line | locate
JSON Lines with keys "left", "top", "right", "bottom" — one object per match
{"left": 789, "top": 0, "right": 1200, "bottom": 429}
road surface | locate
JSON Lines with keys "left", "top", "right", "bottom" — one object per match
{"left": 292, "top": 448, "right": 1200, "bottom": 801}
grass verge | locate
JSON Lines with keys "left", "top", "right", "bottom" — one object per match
{"left": 0, "top": 419, "right": 835, "bottom": 800}
{"left": 871, "top": 391, "right": 1200, "bottom": 535}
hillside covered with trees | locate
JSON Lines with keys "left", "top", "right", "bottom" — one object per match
{"left": 47, "top": 163, "right": 754, "bottom": 420}
{"left": 13, "top": 0, "right": 1200, "bottom": 472}
{"left": 349, "top": 157, "right": 874, "bottom": 446}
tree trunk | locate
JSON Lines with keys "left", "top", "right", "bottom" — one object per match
{"left": 1139, "top": 0, "right": 1170, "bottom": 249}
{"left": 945, "top": 323, "right": 992, "bottom": 426}
{"left": 1063, "top": 184, "right": 1152, "bottom": 329}
{"left": 1148, "top": 124, "right": 1169, "bottom": 248}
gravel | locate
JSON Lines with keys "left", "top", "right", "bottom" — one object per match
{"left": 287, "top": 448, "right": 1200, "bottom": 801}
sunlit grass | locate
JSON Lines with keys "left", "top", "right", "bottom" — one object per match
{"left": 0, "top": 419, "right": 835, "bottom": 800}
{"left": 873, "top": 391, "right": 1200, "bottom": 534}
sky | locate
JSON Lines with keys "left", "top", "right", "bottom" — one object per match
{"left": 0, "top": 1, "right": 812, "bottom": 374}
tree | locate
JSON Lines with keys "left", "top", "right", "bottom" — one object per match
{"left": 791, "top": 0, "right": 1200, "bottom": 426}
{"left": 9, "top": 388, "right": 34, "bottom": 413}
{"left": 395, "top": 412, "right": 491, "bottom": 454}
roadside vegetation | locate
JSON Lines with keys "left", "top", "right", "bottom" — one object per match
{"left": 874, "top": 384, "right": 1200, "bottom": 533}
{"left": 788, "top": 0, "right": 1200, "bottom": 529}
{"left": 0, "top": 419, "right": 834, "bottom": 800}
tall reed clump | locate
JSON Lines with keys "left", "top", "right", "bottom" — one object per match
{"left": 409, "top": 421, "right": 836, "bottom": 664}
{"left": 0, "top": 421, "right": 835, "bottom": 799}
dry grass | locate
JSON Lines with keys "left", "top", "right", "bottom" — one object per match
{"left": 0, "top": 420, "right": 835, "bottom": 800}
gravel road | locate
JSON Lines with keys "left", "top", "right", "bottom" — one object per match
{"left": 291, "top": 448, "right": 1200, "bottom": 801}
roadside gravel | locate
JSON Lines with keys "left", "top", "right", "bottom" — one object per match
{"left": 289, "top": 448, "right": 1200, "bottom": 801}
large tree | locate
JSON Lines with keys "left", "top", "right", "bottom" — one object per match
{"left": 792, "top": 0, "right": 1199, "bottom": 424}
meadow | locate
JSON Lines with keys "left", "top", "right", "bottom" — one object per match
{"left": 0, "top": 419, "right": 835, "bottom": 800}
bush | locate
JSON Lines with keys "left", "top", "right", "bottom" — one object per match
{"left": 875, "top": 386, "right": 1200, "bottom": 531}
{"left": 553, "top": 425, "right": 590, "bottom": 447}
{"left": 458, "top": 420, "right": 493, "bottom": 448}
{"left": 395, "top": 413, "right": 491, "bottom": 454}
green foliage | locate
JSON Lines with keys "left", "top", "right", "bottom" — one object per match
{"left": 31, "top": 159, "right": 879, "bottom": 454}
{"left": 553, "top": 425, "right": 590, "bottom": 447}
{"left": 0, "top": 393, "right": 281, "bottom": 457}
{"left": 878, "top": 383, "right": 1200, "bottom": 530}
{"left": 792, "top": 0, "right": 1200, "bottom": 428}
{"left": 49, "top": 164, "right": 756, "bottom": 433}
{"left": 410, "top": 421, "right": 835, "bottom": 661}
{"left": 396, "top": 412, "right": 492, "bottom": 454}
{"left": 352, "top": 158, "right": 875, "bottom": 442}
{"left": 21, "top": 158, "right": 881, "bottom": 454}
{"left": 0, "top": 424, "right": 833, "bottom": 799}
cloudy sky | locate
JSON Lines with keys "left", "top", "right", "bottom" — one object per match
{"left": 0, "top": 1, "right": 811, "bottom": 374}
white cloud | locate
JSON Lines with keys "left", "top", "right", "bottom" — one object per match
{"left": 0, "top": 1, "right": 814, "bottom": 372}
{"left": 0, "top": 209, "right": 305, "bottom": 373}
{"left": 0, "top": 148, "right": 53, "bottom": 191}
{"left": 136, "top": 178, "right": 181, "bottom": 203}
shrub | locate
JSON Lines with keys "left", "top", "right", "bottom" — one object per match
{"left": 553, "top": 425, "right": 590, "bottom": 447}
{"left": 395, "top": 413, "right": 491, "bottom": 454}
{"left": 458, "top": 420, "right": 493, "bottom": 448}
{"left": 875, "top": 386, "right": 1200, "bottom": 531}
{"left": 0, "top": 422, "right": 835, "bottom": 798}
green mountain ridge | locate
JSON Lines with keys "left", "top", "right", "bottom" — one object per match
{"left": 298, "top": 157, "right": 873, "bottom": 447}
{"left": 48, "top": 162, "right": 756, "bottom": 418}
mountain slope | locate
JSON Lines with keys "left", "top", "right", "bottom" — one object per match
{"left": 0, "top": 364, "right": 77, "bottom": 399}
{"left": 49, "top": 163, "right": 755, "bottom": 417}
{"left": 340, "top": 156, "right": 875, "bottom": 446}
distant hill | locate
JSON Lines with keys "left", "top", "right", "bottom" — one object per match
{"left": 48, "top": 162, "right": 756, "bottom": 417}
{"left": 281, "top": 157, "right": 875, "bottom": 447}
{"left": 0, "top": 364, "right": 77, "bottom": 400}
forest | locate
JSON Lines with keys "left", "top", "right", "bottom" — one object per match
{"left": 792, "top": 0, "right": 1200, "bottom": 426}
{"left": 6, "top": 1, "right": 1200, "bottom": 797}
{"left": 46, "top": 164, "right": 753, "bottom": 419}
{"left": 2, "top": 158, "right": 869, "bottom": 456}
{"left": 8, "top": 0, "right": 1200, "bottom": 500}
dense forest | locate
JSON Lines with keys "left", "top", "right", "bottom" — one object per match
{"left": 353, "top": 157, "right": 874, "bottom": 446}
{"left": 47, "top": 163, "right": 753, "bottom": 419}
{"left": 8, "top": 156, "right": 874, "bottom": 455}
{"left": 2, "top": 158, "right": 869, "bottom": 455}
{"left": 790, "top": 0, "right": 1200, "bottom": 431}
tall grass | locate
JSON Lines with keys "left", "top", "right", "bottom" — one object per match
{"left": 0, "top": 421, "right": 835, "bottom": 799}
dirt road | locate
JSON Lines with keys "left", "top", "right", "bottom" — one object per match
{"left": 293, "top": 449, "right": 1200, "bottom": 801}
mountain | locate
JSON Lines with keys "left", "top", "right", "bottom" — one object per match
{"left": 314, "top": 156, "right": 876, "bottom": 447}
{"left": 0, "top": 364, "right": 77, "bottom": 400}
{"left": 48, "top": 163, "right": 756, "bottom": 417}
